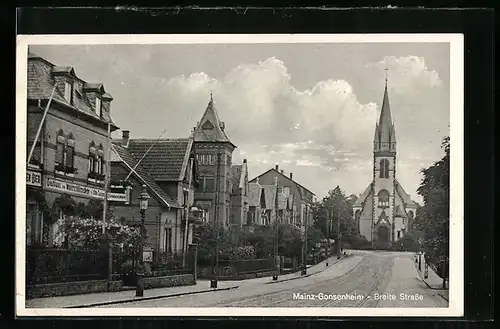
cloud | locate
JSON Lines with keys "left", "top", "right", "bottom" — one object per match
{"left": 108, "top": 54, "right": 447, "bottom": 201}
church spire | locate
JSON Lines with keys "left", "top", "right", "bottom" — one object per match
{"left": 374, "top": 70, "right": 396, "bottom": 153}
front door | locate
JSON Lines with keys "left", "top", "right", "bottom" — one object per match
{"left": 376, "top": 225, "right": 390, "bottom": 250}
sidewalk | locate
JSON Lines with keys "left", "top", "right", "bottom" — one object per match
{"left": 267, "top": 253, "right": 351, "bottom": 284}
{"left": 222, "top": 252, "right": 350, "bottom": 286}
{"left": 25, "top": 280, "right": 239, "bottom": 309}
{"left": 414, "top": 254, "right": 448, "bottom": 290}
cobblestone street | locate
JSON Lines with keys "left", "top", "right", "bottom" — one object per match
{"left": 98, "top": 250, "right": 448, "bottom": 308}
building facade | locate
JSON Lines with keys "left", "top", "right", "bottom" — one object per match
{"left": 192, "top": 95, "right": 236, "bottom": 228}
{"left": 229, "top": 159, "right": 249, "bottom": 227}
{"left": 26, "top": 52, "right": 125, "bottom": 247}
{"left": 352, "top": 80, "right": 418, "bottom": 249}
{"left": 250, "top": 165, "right": 315, "bottom": 228}
{"left": 110, "top": 131, "right": 198, "bottom": 258}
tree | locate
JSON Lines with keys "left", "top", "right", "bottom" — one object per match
{"left": 414, "top": 137, "right": 450, "bottom": 264}
{"left": 316, "top": 186, "right": 356, "bottom": 239}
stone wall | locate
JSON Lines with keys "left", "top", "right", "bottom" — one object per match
{"left": 143, "top": 274, "right": 196, "bottom": 290}
{"left": 27, "top": 280, "right": 122, "bottom": 299}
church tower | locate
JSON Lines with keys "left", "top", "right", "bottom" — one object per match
{"left": 192, "top": 93, "right": 236, "bottom": 228}
{"left": 352, "top": 73, "right": 419, "bottom": 248}
{"left": 371, "top": 76, "right": 397, "bottom": 249}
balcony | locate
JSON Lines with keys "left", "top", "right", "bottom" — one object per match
{"left": 87, "top": 171, "right": 105, "bottom": 185}
{"left": 55, "top": 163, "right": 78, "bottom": 178}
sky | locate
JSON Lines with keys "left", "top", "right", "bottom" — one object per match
{"left": 29, "top": 42, "right": 450, "bottom": 203}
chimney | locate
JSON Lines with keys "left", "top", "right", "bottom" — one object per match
{"left": 290, "top": 172, "right": 293, "bottom": 180}
{"left": 281, "top": 170, "right": 284, "bottom": 174}
{"left": 275, "top": 164, "right": 279, "bottom": 171}
{"left": 122, "top": 130, "right": 130, "bottom": 148}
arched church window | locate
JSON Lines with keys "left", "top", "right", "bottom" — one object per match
{"left": 379, "top": 159, "right": 389, "bottom": 178}
{"left": 377, "top": 189, "right": 390, "bottom": 208}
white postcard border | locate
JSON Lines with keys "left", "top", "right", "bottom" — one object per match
{"left": 15, "top": 33, "right": 464, "bottom": 317}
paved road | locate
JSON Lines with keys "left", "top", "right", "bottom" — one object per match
{"left": 98, "top": 250, "right": 448, "bottom": 308}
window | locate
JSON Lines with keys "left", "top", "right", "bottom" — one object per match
{"left": 165, "top": 228, "right": 172, "bottom": 253}
{"left": 95, "top": 97, "right": 102, "bottom": 117}
{"left": 64, "top": 81, "right": 73, "bottom": 104}
{"left": 227, "top": 155, "right": 231, "bottom": 167}
{"left": 402, "top": 218, "right": 405, "bottom": 225}
{"left": 379, "top": 159, "right": 390, "bottom": 178}
{"left": 55, "top": 141, "right": 65, "bottom": 166}
{"left": 183, "top": 190, "right": 189, "bottom": 207}
{"left": 66, "top": 145, "right": 74, "bottom": 169}
{"left": 377, "top": 189, "right": 390, "bottom": 208}
{"left": 397, "top": 230, "right": 401, "bottom": 239}
{"left": 204, "top": 178, "right": 215, "bottom": 192}
{"left": 196, "top": 177, "right": 215, "bottom": 193}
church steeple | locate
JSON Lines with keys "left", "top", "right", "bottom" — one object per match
{"left": 374, "top": 74, "right": 396, "bottom": 153}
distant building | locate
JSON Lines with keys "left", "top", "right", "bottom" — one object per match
{"left": 352, "top": 79, "right": 418, "bottom": 249}
{"left": 229, "top": 159, "right": 249, "bottom": 227}
{"left": 110, "top": 131, "right": 198, "bottom": 258}
{"left": 250, "top": 165, "right": 315, "bottom": 228}
{"left": 26, "top": 52, "right": 121, "bottom": 247}
{"left": 191, "top": 94, "right": 236, "bottom": 228}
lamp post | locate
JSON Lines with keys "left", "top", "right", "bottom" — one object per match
{"left": 136, "top": 184, "right": 150, "bottom": 297}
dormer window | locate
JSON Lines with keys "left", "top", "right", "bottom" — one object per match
{"left": 64, "top": 81, "right": 73, "bottom": 104}
{"left": 95, "top": 97, "right": 102, "bottom": 117}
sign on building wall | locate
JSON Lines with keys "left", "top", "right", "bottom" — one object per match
{"left": 45, "top": 177, "right": 128, "bottom": 202}
{"left": 26, "top": 170, "right": 42, "bottom": 187}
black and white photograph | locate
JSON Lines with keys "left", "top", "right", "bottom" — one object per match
{"left": 16, "top": 34, "right": 463, "bottom": 317}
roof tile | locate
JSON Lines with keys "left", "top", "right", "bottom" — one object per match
{"left": 126, "top": 138, "right": 193, "bottom": 181}
{"left": 112, "top": 143, "right": 181, "bottom": 208}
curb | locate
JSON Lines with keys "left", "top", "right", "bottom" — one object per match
{"left": 64, "top": 285, "right": 240, "bottom": 308}
{"left": 265, "top": 254, "right": 351, "bottom": 285}
{"left": 437, "top": 292, "right": 449, "bottom": 302}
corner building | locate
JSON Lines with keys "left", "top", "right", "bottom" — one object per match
{"left": 192, "top": 95, "right": 236, "bottom": 228}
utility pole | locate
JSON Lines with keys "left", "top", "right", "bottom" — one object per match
{"left": 337, "top": 206, "right": 341, "bottom": 259}
{"left": 210, "top": 151, "right": 221, "bottom": 289}
{"left": 273, "top": 177, "right": 279, "bottom": 281}
{"left": 182, "top": 157, "right": 194, "bottom": 267}
{"left": 301, "top": 205, "right": 308, "bottom": 275}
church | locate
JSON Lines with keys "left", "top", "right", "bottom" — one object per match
{"left": 352, "top": 78, "right": 419, "bottom": 249}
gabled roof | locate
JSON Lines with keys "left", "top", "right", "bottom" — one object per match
{"left": 248, "top": 182, "right": 262, "bottom": 207}
{"left": 395, "top": 179, "right": 418, "bottom": 208}
{"left": 231, "top": 165, "right": 243, "bottom": 192}
{"left": 111, "top": 143, "right": 181, "bottom": 208}
{"left": 250, "top": 168, "right": 316, "bottom": 199}
{"left": 192, "top": 96, "right": 235, "bottom": 147}
{"left": 353, "top": 183, "right": 373, "bottom": 208}
{"left": 394, "top": 205, "right": 405, "bottom": 217}
{"left": 27, "top": 52, "right": 117, "bottom": 129}
{"left": 261, "top": 185, "right": 276, "bottom": 210}
{"left": 124, "top": 138, "right": 194, "bottom": 182}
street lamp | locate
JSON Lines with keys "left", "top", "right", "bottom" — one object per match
{"left": 136, "top": 184, "right": 150, "bottom": 297}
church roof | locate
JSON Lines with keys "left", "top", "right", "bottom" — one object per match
{"left": 192, "top": 95, "right": 235, "bottom": 147}
{"left": 374, "top": 81, "right": 396, "bottom": 145}
{"left": 395, "top": 179, "right": 418, "bottom": 208}
{"left": 353, "top": 183, "right": 373, "bottom": 208}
